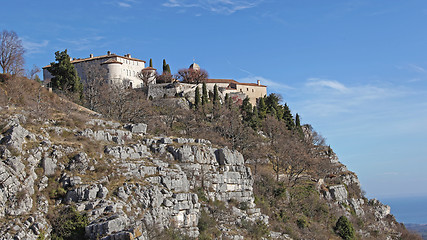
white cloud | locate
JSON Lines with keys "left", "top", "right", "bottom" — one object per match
{"left": 118, "top": 2, "right": 131, "bottom": 7}
{"left": 162, "top": 0, "right": 261, "bottom": 14}
{"left": 306, "top": 78, "right": 349, "bottom": 93}
{"left": 57, "top": 35, "right": 105, "bottom": 51}
{"left": 238, "top": 76, "right": 294, "bottom": 93}
{"left": 22, "top": 39, "right": 49, "bottom": 54}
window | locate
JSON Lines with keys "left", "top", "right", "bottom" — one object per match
{"left": 247, "top": 88, "right": 249, "bottom": 91}
{"left": 252, "top": 89, "right": 254, "bottom": 92}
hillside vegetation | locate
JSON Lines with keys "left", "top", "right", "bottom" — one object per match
{"left": 0, "top": 74, "right": 421, "bottom": 239}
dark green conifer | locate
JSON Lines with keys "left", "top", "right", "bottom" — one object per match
{"left": 149, "top": 58, "right": 153, "bottom": 67}
{"left": 202, "top": 82, "right": 208, "bottom": 105}
{"left": 48, "top": 49, "right": 83, "bottom": 96}
{"left": 194, "top": 86, "right": 201, "bottom": 110}
{"left": 241, "top": 96, "right": 253, "bottom": 122}
{"left": 162, "top": 59, "right": 167, "bottom": 73}
{"left": 213, "top": 84, "right": 219, "bottom": 105}
{"left": 282, "top": 103, "right": 295, "bottom": 130}
{"left": 258, "top": 97, "right": 267, "bottom": 119}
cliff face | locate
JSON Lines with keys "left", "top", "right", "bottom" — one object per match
{"left": 0, "top": 108, "right": 405, "bottom": 239}
{"left": 0, "top": 111, "right": 272, "bottom": 240}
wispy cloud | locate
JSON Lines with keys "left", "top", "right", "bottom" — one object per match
{"left": 22, "top": 39, "right": 49, "bottom": 54}
{"left": 292, "top": 77, "right": 412, "bottom": 120}
{"left": 306, "top": 77, "right": 349, "bottom": 93}
{"left": 162, "top": 0, "right": 262, "bottom": 14}
{"left": 118, "top": 2, "right": 131, "bottom": 8}
{"left": 396, "top": 63, "right": 427, "bottom": 73}
{"left": 238, "top": 76, "right": 294, "bottom": 94}
{"left": 57, "top": 35, "right": 105, "bottom": 51}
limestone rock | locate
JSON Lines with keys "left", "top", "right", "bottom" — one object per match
{"left": 0, "top": 124, "right": 33, "bottom": 150}
{"left": 41, "top": 157, "right": 57, "bottom": 176}
{"left": 328, "top": 185, "right": 348, "bottom": 202}
{"left": 125, "top": 123, "right": 147, "bottom": 134}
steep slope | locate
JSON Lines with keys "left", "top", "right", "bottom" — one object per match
{"left": 0, "top": 76, "right": 420, "bottom": 239}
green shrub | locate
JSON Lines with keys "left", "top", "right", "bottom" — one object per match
{"left": 296, "top": 217, "right": 308, "bottom": 229}
{"left": 243, "top": 220, "right": 270, "bottom": 239}
{"left": 195, "top": 187, "right": 208, "bottom": 202}
{"left": 49, "top": 187, "right": 67, "bottom": 199}
{"left": 198, "top": 210, "right": 220, "bottom": 239}
{"left": 49, "top": 206, "right": 88, "bottom": 240}
{"left": 239, "top": 201, "right": 249, "bottom": 211}
{"left": 334, "top": 216, "right": 355, "bottom": 240}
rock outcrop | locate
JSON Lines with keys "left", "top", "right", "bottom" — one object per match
{"left": 0, "top": 113, "right": 401, "bottom": 240}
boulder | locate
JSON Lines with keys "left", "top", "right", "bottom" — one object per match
{"left": 41, "top": 157, "right": 57, "bottom": 176}
{"left": 328, "top": 185, "right": 348, "bottom": 202}
{"left": 0, "top": 124, "right": 33, "bottom": 150}
{"left": 125, "top": 123, "right": 147, "bottom": 134}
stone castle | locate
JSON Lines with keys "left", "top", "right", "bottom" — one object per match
{"left": 43, "top": 51, "right": 267, "bottom": 105}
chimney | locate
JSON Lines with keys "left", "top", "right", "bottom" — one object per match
{"left": 257, "top": 80, "right": 260, "bottom": 86}
{"left": 107, "top": 51, "right": 111, "bottom": 55}
{"left": 90, "top": 54, "right": 94, "bottom": 58}
{"left": 127, "top": 54, "right": 131, "bottom": 58}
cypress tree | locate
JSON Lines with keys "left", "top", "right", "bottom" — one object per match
{"left": 149, "top": 58, "right": 153, "bottom": 68}
{"left": 224, "top": 93, "right": 231, "bottom": 108}
{"left": 202, "top": 82, "right": 208, "bottom": 105}
{"left": 241, "top": 96, "right": 253, "bottom": 122}
{"left": 162, "top": 59, "right": 167, "bottom": 73}
{"left": 194, "top": 86, "right": 201, "bottom": 110}
{"left": 258, "top": 97, "right": 267, "bottom": 119}
{"left": 166, "top": 64, "right": 171, "bottom": 74}
{"left": 295, "top": 113, "right": 304, "bottom": 137}
{"left": 295, "top": 113, "right": 301, "bottom": 127}
{"left": 250, "top": 106, "right": 260, "bottom": 130}
{"left": 282, "top": 103, "right": 295, "bottom": 130}
{"left": 213, "top": 84, "right": 219, "bottom": 105}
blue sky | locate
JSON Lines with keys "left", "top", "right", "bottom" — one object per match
{"left": 3, "top": 1, "right": 427, "bottom": 202}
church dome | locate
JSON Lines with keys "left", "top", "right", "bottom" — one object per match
{"left": 189, "top": 63, "right": 200, "bottom": 71}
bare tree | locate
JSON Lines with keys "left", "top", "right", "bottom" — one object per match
{"left": 81, "top": 63, "right": 108, "bottom": 111}
{"left": 156, "top": 72, "right": 174, "bottom": 84}
{"left": 0, "top": 30, "right": 25, "bottom": 75}
{"left": 27, "top": 65, "right": 40, "bottom": 80}
{"left": 176, "top": 68, "right": 208, "bottom": 84}
{"left": 137, "top": 69, "right": 156, "bottom": 87}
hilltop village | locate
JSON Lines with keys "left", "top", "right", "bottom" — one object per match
{"left": 43, "top": 51, "right": 267, "bottom": 106}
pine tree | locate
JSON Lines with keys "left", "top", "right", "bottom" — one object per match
{"left": 194, "top": 86, "right": 201, "bottom": 110}
{"left": 258, "top": 97, "right": 267, "bottom": 119}
{"left": 48, "top": 49, "right": 83, "bottom": 96}
{"left": 213, "top": 84, "right": 219, "bottom": 105}
{"left": 202, "top": 82, "right": 208, "bottom": 105}
{"left": 149, "top": 58, "right": 153, "bottom": 68}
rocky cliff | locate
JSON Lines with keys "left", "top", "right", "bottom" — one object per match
{"left": 0, "top": 106, "right": 410, "bottom": 239}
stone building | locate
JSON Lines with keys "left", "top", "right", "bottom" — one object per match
{"left": 188, "top": 63, "right": 267, "bottom": 106}
{"left": 43, "top": 51, "right": 150, "bottom": 88}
